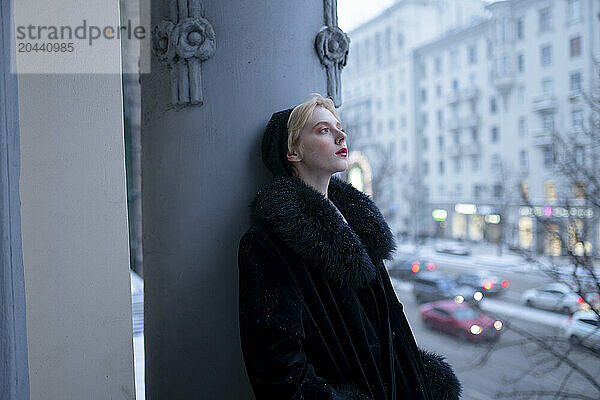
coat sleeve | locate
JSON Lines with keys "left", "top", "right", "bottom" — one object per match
{"left": 376, "top": 262, "right": 462, "bottom": 400}
{"left": 238, "top": 231, "right": 372, "bottom": 400}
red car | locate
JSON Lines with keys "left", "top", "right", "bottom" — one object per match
{"left": 420, "top": 299, "right": 503, "bottom": 343}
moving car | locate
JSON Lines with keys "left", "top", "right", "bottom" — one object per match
{"left": 564, "top": 310, "right": 600, "bottom": 349}
{"left": 413, "top": 272, "right": 483, "bottom": 304}
{"left": 455, "top": 270, "right": 510, "bottom": 296}
{"left": 434, "top": 241, "right": 471, "bottom": 256}
{"left": 522, "top": 283, "right": 588, "bottom": 314}
{"left": 388, "top": 256, "right": 437, "bottom": 281}
{"left": 420, "top": 299, "right": 502, "bottom": 343}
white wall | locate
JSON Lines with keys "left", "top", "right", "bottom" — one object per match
{"left": 15, "top": 0, "right": 135, "bottom": 398}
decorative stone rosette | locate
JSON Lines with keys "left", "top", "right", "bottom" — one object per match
{"left": 151, "top": 15, "right": 216, "bottom": 106}
{"left": 315, "top": 0, "right": 349, "bottom": 108}
{"left": 315, "top": 26, "right": 350, "bottom": 68}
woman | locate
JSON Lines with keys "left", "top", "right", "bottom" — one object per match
{"left": 238, "top": 95, "right": 461, "bottom": 400}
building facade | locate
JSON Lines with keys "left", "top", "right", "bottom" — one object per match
{"left": 342, "top": 0, "right": 600, "bottom": 256}
{"left": 340, "top": 0, "right": 487, "bottom": 237}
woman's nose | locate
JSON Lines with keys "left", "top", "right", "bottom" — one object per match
{"left": 336, "top": 129, "right": 347, "bottom": 144}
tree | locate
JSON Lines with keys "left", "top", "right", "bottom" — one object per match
{"left": 468, "top": 63, "right": 600, "bottom": 399}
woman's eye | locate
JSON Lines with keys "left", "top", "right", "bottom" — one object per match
{"left": 319, "top": 127, "right": 329, "bottom": 133}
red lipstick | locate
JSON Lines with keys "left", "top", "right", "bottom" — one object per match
{"left": 336, "top": 148, "right": 347, "bottom": 157}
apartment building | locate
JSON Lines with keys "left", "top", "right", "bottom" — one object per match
{"left": 340, "top": 0, "right": 486, "bottom": 236}
{"left": 342, "top": 0, "right": 600, "bottom": 256}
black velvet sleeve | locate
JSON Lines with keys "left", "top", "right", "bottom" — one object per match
{"left": 238, "top": 231, "right": 371, "bottom": 400}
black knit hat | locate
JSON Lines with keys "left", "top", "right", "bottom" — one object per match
{"left": 261, "top": 108, "right": 295, "bottom": 177}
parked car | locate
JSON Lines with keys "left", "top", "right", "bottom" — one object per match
{"left": 420, "top": 299, "right": 502, "bottom": 342}
{"left": 564, "top": 310, "right": 600, "bottom": 349}
{"left": 522, "top": 283, "right": 589, "bottom": 314}
{"left": 388, "top": 255, "right": 437, "bottom": 281}
{"left": 455, "top": 270, "right": 510, "bottom": 296}
{"left": 413, "top": 272, "right": 483, "bottom": 304}
{"left": 435, "top": 241, "right": 471, "bottom": 256}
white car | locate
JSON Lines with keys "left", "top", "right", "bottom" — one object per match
{"left": 565, "top": 310, "right": 600, "bottom": 349}
{"left": 522, "top": 283, "right": 586, "bottom": 315}
{"left": 434, "top": 241, "right": 471, "bottom": 256}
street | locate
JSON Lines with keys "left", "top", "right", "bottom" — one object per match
{"left": 389, "top": 243, "right": 600, "bottom": 399}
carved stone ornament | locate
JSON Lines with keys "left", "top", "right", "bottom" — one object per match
{"left": 315, "top": 0, "right": 349, "bottom": 107}
{"left": 151, "top": 0, "right": 215, "bottom": 106}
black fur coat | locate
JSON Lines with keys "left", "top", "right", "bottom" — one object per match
{"left": 238, "top": 176, "right": 461, "bottom": 400}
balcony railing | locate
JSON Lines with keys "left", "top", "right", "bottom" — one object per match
{"left": 461, "top": 87, "right": 480, "bottom": 101}
{"left": 532, "top": 130, "right": 554, "bottom": 146}
{"left": 531, "top": 94, "right": 557, "bottom": 113}
{"left": 446, "top": 91, "right": 460, "bottom": 105}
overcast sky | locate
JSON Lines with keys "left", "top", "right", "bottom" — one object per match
{"left": 337, "top": 0, "right": 398, "bottom": 31}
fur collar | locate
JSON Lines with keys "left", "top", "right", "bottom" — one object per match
{"left": 250, "top": 176, "right": 396, "bottom": 289}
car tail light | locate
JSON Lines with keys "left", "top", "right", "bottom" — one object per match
{"left": 411, "top": 261, "right": 420, "bottom": 273}
{"left": 501, "top": 280, "right": 509, "bottom": 288}
{"left": 577, "top": 297, "right": 585, "bottom": 305}
{"left": 483, "top": 281, "right": 493, "bottom": 291}
{"left": 427, "top": 262, "right": 435, "bottom": 271}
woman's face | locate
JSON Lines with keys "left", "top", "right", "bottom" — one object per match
{"left": 288, "top": 106, "right": 348, "bottom": 177}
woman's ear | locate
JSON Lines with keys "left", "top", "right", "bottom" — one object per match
{"left": 287, "top": 146, "right": 302, "bottom": 163}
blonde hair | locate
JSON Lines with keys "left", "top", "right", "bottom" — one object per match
{"left": 287, "top": 94, "right": 339, "bottom": 154}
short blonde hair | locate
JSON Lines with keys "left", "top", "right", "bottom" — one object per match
{"left": 287, "top": 94, "right": 339, "bottom": 153}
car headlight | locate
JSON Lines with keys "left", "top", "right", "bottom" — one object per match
{"left": 454, "top": 295, "right": 464, "bottom": 304}
{"left": 470, "top": 324, "right": 482, "bottom": 335}
{"left": 473, "top": 291, "right": 483, "bottom": 301}
{"left": 494, "top": 320, "right": 502, "bottom": 330}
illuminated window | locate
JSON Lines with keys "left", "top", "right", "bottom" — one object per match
{"left": 348, "top": 165, "right": 364, "bottom": 192}
{"left": 452, "top": 213, "right": 467, "bottom": 239}
{"left": 545, "top": 180, "right": 556, "bottom": 201}
{"left": 573, "top": 181, "right": 585, "bottom": 200}
{"left": 544, "top": 224, "right": 562, "bottom": 257}
{"left": 519, "top": 217, "right": 533, "bottom": 249}
{"left": 469, "top": 215, "right": 483, "bottom": 240}
{"left": 568, "top": 220, "right": 588, "bottom": 256}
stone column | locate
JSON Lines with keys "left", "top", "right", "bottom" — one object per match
{"left": 142, "top": 0, "right": 341, "bottom": 397}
